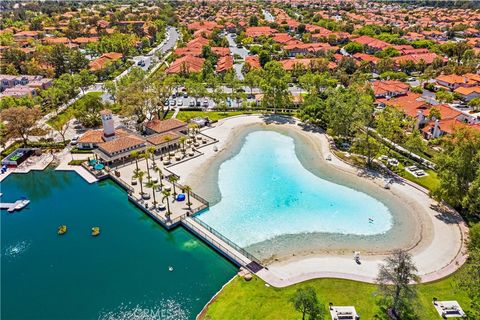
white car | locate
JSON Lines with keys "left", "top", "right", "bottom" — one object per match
{"left": 70, "top": 136, "right": 79, "bottom": 145}
{"left": 177, "top": 100, "right": 183, "bottom": 106}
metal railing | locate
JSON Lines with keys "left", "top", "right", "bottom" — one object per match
{"left": 190, "top": 216, "right": 262, "bottom": 266}
{"left": 182, "top": 218, "right": 256, "bottom": 267}
{"left": 109, "top": 172, "right": 134, "bottom": 192}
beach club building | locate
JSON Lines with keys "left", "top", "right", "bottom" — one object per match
{"left": 78, "top": 110, "right": 188, "bottom": 164}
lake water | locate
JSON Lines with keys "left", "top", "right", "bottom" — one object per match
{"left": 199, "top": 130, "right": 393, "bottom": 248}
{"left": 1, "top": 170, "right": 236, "bottom": 320}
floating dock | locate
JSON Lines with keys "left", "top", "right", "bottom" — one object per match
{"left": 1, "top": 200, "right": 29, "bottom": 212}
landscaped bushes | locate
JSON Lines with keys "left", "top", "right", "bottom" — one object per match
{"left": 68, "top": 159, "right": 85, "bottom": 166}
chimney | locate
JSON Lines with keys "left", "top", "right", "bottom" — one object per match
{"left": 100, "top": 109, "right": 115, "bottom": 141}
{"left": 432, "top": 119, "right": 441, "bottom": 138}
{"left": 416, "top": 110, "right": 424, "bottom": 129}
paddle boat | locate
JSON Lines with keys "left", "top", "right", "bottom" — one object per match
{"left": 91, "top": 227, "right": 100, "bottom": 236}
{"left": 58, "top": 225, "right": 67, "bottom": 235}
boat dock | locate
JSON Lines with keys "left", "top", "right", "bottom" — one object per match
{"left": 1, "top": 200, "right": 29, "bottom": 212}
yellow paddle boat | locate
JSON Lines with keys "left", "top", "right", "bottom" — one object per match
{"left": 91, "top": 227, "right": 100, "bottom": 236}
{"left": 58, "top": 225, "right": 67, "bottom": 235}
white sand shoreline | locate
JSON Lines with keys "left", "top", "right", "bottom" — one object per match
{"left": 170, "top": 115, "right": 468, "bottom": 285}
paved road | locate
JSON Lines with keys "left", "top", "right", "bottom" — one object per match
{"left": 226, "top": 34, "right": 249, "bottom": 59}
{"left": 225, "top": 33, "right": 249, "bottom": 80}
{"left": 128, "top": 27, "right": 179, "bottom": 73}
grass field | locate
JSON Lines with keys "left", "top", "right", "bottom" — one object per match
{"left": 201, "top": 272, "right": 471, "bottom": 320}
{"left": 173, "top": 111, "right": 256, "bottom": 122}
{"left": 47, "top": 92, "right": 103, "bottom": 127}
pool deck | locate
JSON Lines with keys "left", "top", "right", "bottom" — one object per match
{"left": 0, "top": 152, "right": 55, "bottom": 182}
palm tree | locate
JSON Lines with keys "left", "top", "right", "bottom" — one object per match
{"left": 183, "top": 185, "right": 192, "bottom": 208}
{"left": 142, "top": 151, "right": 151, "bottom": 179}
{"left": 145, "top": 179, "right": 159, "bottom": 205}
{"left": 162, "top": 190, "right": 172, "bottom": 219}
{"left": 147, "top": 146, "right": 156, "bottom": 162}
{"left": 152, "top": 165, "right": 163, "bottom": 188}
{"left": 133, "top": 169, "right": 145, "bottom": 195}
{"left": 168, "top": 175, "right": 179, "bottom": 196}
{"left": 179, "top": 136, "right": 187, "bottom": 155}
{"left": 164, "top": 136, "right": 172, "bottom": 159}
{"left": 130, "top": 150, "right": 141, "bottom": 171}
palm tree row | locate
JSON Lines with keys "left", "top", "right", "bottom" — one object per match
{"left": 129, "top": 148, "right": 194, "bottom": 219}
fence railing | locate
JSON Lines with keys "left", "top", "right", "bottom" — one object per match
{"left": 182, "top": 218, "right": 257, "bottom": 267}
{"left": 190, "top": 216, "right": 262, "bottom": 266}
{"left": 109, "top": 172, "right": 134, "bottom": 192}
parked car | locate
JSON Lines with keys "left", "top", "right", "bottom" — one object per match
{"left": 165, "top": 99, "right": 170, "bottom": 106}
{"left": 236, "top": 43, "right": 243, "bottom": 48}
{"left": 137, "top": 60, "right": 145, "bottom": 67}
{"left": 183, "top": 92, "right": 188, "bottom": 98}
{"left": 196, "top": 100, "right": 201, "bottom": 107}
{"left": 189, "top": 100, "right": 195, "bottom": 107}
{"left": 177, "top": 100, "right": 183, "bottom": 106}
{"left": 170, "top": 99, "right": 176, "bottom": 106}
{"left": 202, "top": 99, "right": 209, "bottom": 107}
{"left": 70, "top": 135, "right": 79, "bottom": 145}
{"left": 172, "top": 92, "right": 177, "bottom": 98}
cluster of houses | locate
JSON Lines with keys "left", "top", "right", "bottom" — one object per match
{"left": 171, "top": 0, "right": 479, "bottom": 77}
{"left": 0, "top": 74, "right": 52, "bottom": 98}
{"left": 0, "top": 2, "right": 169, "bottom": 79}
{"left": 77, "top": 110, "right": 188, "bottom": 165}
{"left": 373, "top": 79, "right": 480, "bottom": 139}
{"left": 436, "top": 73, "right": 480, "bottom": 101}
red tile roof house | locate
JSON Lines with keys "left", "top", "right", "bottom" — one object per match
{"left": 372, "top": 80, "right": 410, "bottom": 98}
{"left": 436, "top": 74, "right": 480, "bottom": 91}
{"left": 95, "top": 135, "right": 147, "bottom": 164}
{"left": 146, "top": 132, "right": 182, "bottom": 154}
{"left": 88, "top": 52, "right": 124, "bottom": 78}
{"left": 216, "top": 56, "right": 234, "bottom": 73}
{"left": 422, "top": 117, "right": 480, "bottom": 139}
{"left": 245, "top": 26, "right": 277, "bottom": 39}
{"left": 393, "top": 53, "right": 445, "bottom": 68}
{"left": 166, "top": 55, "right": 205, "bottom": 74}
{"left": 376, "top": 92, "right": 430, "bottom": 125}
{"left": 144, "top": 118, "right": 188, "bottom": 136}
{"left": 245, "top": 55, "right": 261, "bottom": 69}
{"left": 353, "top": 53, "right": 380, "bottom": 65}
{"left": 283, "top": 42, "right": 338, "bottom": 57}
{"left": 454, "top": 86, "right": 480, "bottom": 102}
{"left": 279, "top": 58, "right": 337, "bottom": 72}
{"left": 351, "top": 35, "right": 389, "bottom": 53}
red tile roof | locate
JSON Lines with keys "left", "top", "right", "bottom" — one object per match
{"left": 216, "top": 56, "right": 234, "bottom": 73}
{"left": 372, "top": 80, "right": 410, "bottom": 97}
{"left": 245, "top": 55, "right": 261, "bottom": 69}
{"left": 166, "top": 55, "right": 205, "bottom": 74}
{"left": 145, "top": 118, "right": 187, "bottom": 134}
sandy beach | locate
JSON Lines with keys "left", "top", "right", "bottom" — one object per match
{"left": 170, "top": 115, "right": 467, "bottom": 284}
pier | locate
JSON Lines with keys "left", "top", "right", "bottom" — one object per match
{"left": 81, "top": 154, "right": 265, "bottom": 274}
{"left": 1, "top": 200, "right": 29, "bottom": 212}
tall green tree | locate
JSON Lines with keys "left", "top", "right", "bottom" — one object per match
{"left": 290, "top": 286, "right": 324, "bottom": 320}
{"left": 376, "top": 250, "right": 420, "bottom": 319}
{"left": 258, "top": 61, "right": 291, "bottom": 113}
{"left": 433, "top": 128, "right": 480, "bottom": 218}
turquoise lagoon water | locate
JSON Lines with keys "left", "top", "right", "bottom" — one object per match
{"left": 1, "top": 170, "right": 236, "bottom": 320}
{"left": 199, "top": 130, "right": 393, "bottom": 248}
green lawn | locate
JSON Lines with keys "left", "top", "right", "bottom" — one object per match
{"left": 201, "top": 273, "right": 471, "bottom": 320}
{"left": 400, "top": 168, "right": 440, "bottom": 192}
{"left": 47, "top": 92, "right": 103, "bottom": 127}
{"left": 173, "top": 111, "right": 256, "bottom": 122}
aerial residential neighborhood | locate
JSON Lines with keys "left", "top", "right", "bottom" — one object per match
{"left": 0, "top": 1, "right": 479, "bottom": 320}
